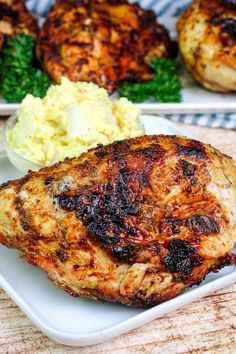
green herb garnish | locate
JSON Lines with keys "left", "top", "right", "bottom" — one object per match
{"left": 118, "top": 58, "right": 182, "bottom": 103}
{"left": 0, "top": 33, "right": 51, "bottom": 103}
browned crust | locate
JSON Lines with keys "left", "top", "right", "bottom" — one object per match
{"left": 36, "top": 0, "right": 176, "bottom": 93}
{"left": 177, "top": 0, "right": 236, "bottom": 92}
{"left": 0, "top": 0, "right": 38, "bottom": 51}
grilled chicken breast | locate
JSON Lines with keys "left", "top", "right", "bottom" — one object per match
{"left": 0, "top": 135, "right": 236, "bottom": 308}
{"left": 177, "top": 0, "right": 236, "bottom": 92}
{"left": 0, "top": 0, "right": 37, "bottom": 51}
{"left": 36, "top": 0, "right": 176, "bottom": 93}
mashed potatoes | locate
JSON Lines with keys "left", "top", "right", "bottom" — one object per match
{"left": 7, "top": 78, "right": 143, "bottom": 166}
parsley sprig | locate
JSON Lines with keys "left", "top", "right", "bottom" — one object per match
{"left": 118, "top": 58, "right": 182, "bottom": 103}
{"left": 0, "top": 33, "right": 51, "bottom": 103}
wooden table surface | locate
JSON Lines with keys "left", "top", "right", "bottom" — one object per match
{"left": 0, "top": 118, "right": 236, "bottom": 353}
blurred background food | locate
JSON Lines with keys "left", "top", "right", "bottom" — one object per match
{"left": 0, "top": 33, "right": 51, "bottom": 102}
{"left": 0, "top": 0, "right": 37, "bottom": 52}
{"left": 0, "top": 0, "right": 181, "bottom": 103}
{"left": 36, "top": 0, "right": 176, "bottom": 93}
{"left": 118, "top": 57, "right": 182, "bottom": 103}
{"left": 0, "top": 0, "right": 235, "bottom": 104}
{"left": 177, "top": 0, "right": 236, "bottom": 92}
{"left": 6, "top": 78, "right": 143, "bottom": 167}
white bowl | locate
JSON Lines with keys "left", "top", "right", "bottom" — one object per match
{"left": 3, "top": 114, "right": 43, "bottom": 174}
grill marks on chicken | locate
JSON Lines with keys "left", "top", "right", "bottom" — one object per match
{"left": 57, "top": 141, "right": 163, "bottom": 263}
{"left": 0, "top": 135, "right": 236, "bottom": 307}
{"left": 36, "top": 0, "right": 175, "bottom": 93}
{"left": 177, "top": 0, "right": 236, "bottom": 92}
{"left": 0, "top": 0, "right": 37, "bottom": 51}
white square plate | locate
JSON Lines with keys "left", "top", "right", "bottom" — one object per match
{"left": 0, "top": 115, "right": 236, "bottom": 346}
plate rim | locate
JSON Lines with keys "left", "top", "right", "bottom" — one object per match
{"left": 140, "top": 114, "right": 192, "bottom": 136}
{"left": 1, "top": 103, "right": 236, "bottom": 116}
{"left": 0, "top": 263, "right": 236, "bottom": 346}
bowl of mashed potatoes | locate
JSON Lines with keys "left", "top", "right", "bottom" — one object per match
{"left": 4, "top": 78, "right": 144, "bottom": 173}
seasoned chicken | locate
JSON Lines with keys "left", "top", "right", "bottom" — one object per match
{"left": 0, "top": 0, "right": 37, "bottom": 51}
{"left": 36, "top": 0, "right": 176, "bottom": 93}
{"left": 0, "top": 135, "right": 236, "bottom": 308}
{"left": 177, "top": 0, "right": 236, "bottom": 92}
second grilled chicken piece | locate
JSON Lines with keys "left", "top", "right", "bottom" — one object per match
{"left": 0, "top": 0, "right": 37, "bottom": 51}
{"left": 0, "top": 135, "right": 236, "bottom": 308}
{"left": 36, "top": 0, "right": 175, "bottom": 93}
{"left": 177, "top": 0, "right": 236, "bottom": 92}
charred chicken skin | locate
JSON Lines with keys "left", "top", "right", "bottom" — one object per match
{"left": 177, "top": 0, "right": 236, "bottom": 92}
{"left": 0, "top": 0, "right": 37, "bottom": 51}
{"left": 36, "top": 0, "right": 176, "bottom": 93}
{"left": 0, "top": 135, "right": 236, "bottom": 308}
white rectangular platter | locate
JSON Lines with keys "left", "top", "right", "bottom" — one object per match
{"left": 0, "top": 4, "right": 236, "bottom": 116}
{"left": 2, "top": 73, "right": 236, "bottom": 116}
